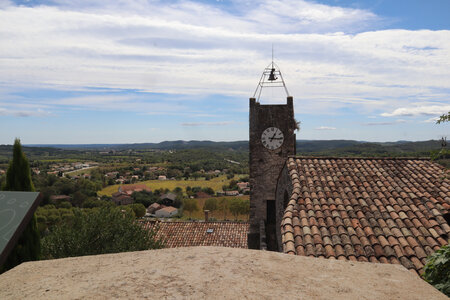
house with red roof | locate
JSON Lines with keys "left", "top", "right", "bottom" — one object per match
{"left": 142, "top": 220, "right": 249, "bottom": 248}
{"left": 118, "top": 184, "right": 151, "bottom": 195}
{"left": 276, "top": 157, "right": 449, "bottom": 275}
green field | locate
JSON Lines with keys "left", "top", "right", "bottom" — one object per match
{"left": 98, "top": 175, "right": 245, "bottom": 196}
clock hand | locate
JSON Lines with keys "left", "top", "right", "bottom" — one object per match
{"left": 270, "top": 132, "right": 277, "bottom": 142}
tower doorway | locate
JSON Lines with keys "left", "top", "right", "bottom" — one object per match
{"left": 266, "top": 200, "right": 278, "bottom": 251}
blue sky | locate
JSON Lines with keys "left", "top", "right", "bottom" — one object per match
{"left": 0, "top": 0, "right": 449, "bottom": 144}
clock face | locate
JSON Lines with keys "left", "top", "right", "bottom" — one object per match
{"left": 261, "top": 127, "right": 284, "bottom": 150}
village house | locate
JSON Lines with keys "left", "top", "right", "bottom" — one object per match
{"left": 111, "top": 192, "right": 133, "bottom": 206}
{"left": 159, "top": 193, "right": 177, "bottom": 206}
{"left": 155, "top": 206, "right": 178, "bottom": 218}
{"left": 277, "top": 157, "right": 449, "bottom": 274}
{"left": 118, "top": 184, "right": 151, "bottom": 195}
{"left": 236, "top": 182, "right": 250, "bottom": 194}
{"left": 236, "top": 182, "right": 249, "bottom": 191}
{"left": 105, "top": 171, "right": 119, "bottom": 178}
{"left": 115, "top": 178, "right": 125, "bottom": 184}
{"left": 111, "top": 184, "right": 152, "bottom": 205}
{"left": 146, "top": 203, "right": 163, "bottom": 215}
{"left": 142, "top": 220, "right": 249, "bottom": 248}
{"left": 225, "top": 190, "right": 239, "bottom": 196}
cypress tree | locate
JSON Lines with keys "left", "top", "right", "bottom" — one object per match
{"left": 1, "top": 138, "right": 40, "bottom": 273}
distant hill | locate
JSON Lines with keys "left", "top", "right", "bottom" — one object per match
{"left": 0, "top": 140, "right": 443, "bottom": 164}
{"left": 296, "top": 140, "right": 443, "bottom": 157}
{"left": 296, "top": 140, "right": 363, "bottom": 152}
{"left": 23, "top": 139, "right": 443, "bottom": 154}
{"left": 26, "top": 140, "right": 249, "bottom": 151}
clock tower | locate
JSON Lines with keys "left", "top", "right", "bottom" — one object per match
{"left": 248, "top": 63, "right": 297, "bottom": 250}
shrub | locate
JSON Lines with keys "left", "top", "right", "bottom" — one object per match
{"left": 42, "top": 207, "right": 164, "bottom": 259}
{"left": 58, "top": 201, "right": 72, "bottom": 209}
{"left": 129, "top": 203, "right": 146, "bottom": 218}
{"left": 183, "top": 198, "right": 198, "bottom": 217}
{"left": 423, "top": 244, "right": 450, "bottom": 296}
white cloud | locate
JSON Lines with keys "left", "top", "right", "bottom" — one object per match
{"left": 181, "top": 121, "right": 234, "bottom": 126}
{"left": 0, "top": 107, "right": 51, "bottom": 117}
{"left": 0, "top": 0, "right": 448, "bottom": 118}
{"left": 363, "top": 119, "right": 406, "bottom": 126}
{"left": 56, "top": 95, "right": 133, "bottom": 106}
{"left": 314, "top": 126, "right": 336, "bottom": 130}
{"left": 381, "top": 105, "right": 450, "bottom": 117}
{"left": 423, "top": 116, "right": 440, "bottom": 123}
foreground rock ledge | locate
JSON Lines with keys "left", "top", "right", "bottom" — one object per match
{"left": 0, "top": 246, "right": 446, "bottom": 299}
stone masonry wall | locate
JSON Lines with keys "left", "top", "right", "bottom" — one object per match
{"left": 248, "top": 97, "right": 296, "bottom": 249}
{"left": 275, "top": 163, "right": 293, "bottom": 251}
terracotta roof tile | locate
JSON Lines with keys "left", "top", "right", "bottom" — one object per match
{"left": 142, "top": 221, "right": 248, "bottom": 248}
{"left": 281, "top": 157, "right": 450, "bottom": 275}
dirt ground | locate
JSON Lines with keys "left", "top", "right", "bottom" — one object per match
{"left": 0, "top": 246, "right": 446, "bottom": 299}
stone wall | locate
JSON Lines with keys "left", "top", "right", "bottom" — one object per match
{"left": 248, "top": 97, "right": 296, "bottom": 249}
{"left": 275, "top": 163, "right": 293, "bottom": 251}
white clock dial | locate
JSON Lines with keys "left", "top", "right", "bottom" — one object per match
{"left": 261, "top": 127, "right": 284, "bottom": 150}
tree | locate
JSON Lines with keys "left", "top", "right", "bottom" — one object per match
{"left": 129, "top": 203, "right": 146, "bottom": 218}
{"left": 132, "top": 190, "right": 156, "bottom": 207}
{"left": 203, "top": 198, "right": 218, "bottom": 217}
{"left": 423, "top": 244, "right": 450, "bottom": 296}
{"left": 173, "top": 186, "right": 183, "bottom": 194}
{"left": 228, "top": 180, "right": 238, "bottom": 190}
{"left": 432, "top": 112, "right": 450, "bottom": 162}
{"left": 192, "top": 172, "right": 199, "bottom": 180}
{"left": 202, "top": 187, "right": 215, "bottom": 195}
{"left": 218, "top": 197, "right": 228, "bottom": 220}
{"left": 41, "top": 207, "right": 164, "bottom": 259}
{"left": 239, "top": 199, "right": 250, "bottom": 220}
{"left": 228, "top": 198, "right": 242, "bottom": 220}
{"left": 436, "top": 112, "right": 450, "bottom": 124}
{"left": 3, "top": 139, "right": 35, "bottom": 191}
{"left": 1, "top": 138, "right": 40, "bottom": 273}
{"left": 183, "top": 198, "right": 198, "bottom": 218}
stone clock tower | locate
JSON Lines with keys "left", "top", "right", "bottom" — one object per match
{"left": 248, "top": 66, "right": 297, "bottom": 250}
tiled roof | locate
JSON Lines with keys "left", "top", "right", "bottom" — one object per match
{"left": 142, "top": 221, "right": 249, "bottom": 248}
{"left": 160, "top": 193, "right": 177, "bottom": 201}
{"left": 281, "top": 157, "right": 450, "bottom": 274}
{"left": 120, "top": 184, "right": 151, "bottom": 193}
{"left": 158, "top": 206, "right": 178, "bottom": 213}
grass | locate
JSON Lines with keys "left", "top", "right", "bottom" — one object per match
{"left": 97, "top": 174, "right": 245, "bottom": 196}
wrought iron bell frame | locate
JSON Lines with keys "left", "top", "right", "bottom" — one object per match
{"left": 253, "top": 61, "right": 290, "bottom": 102}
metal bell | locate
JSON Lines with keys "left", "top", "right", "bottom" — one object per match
{"left": 268, "top": 68, "right": 277, "bottom": 81}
